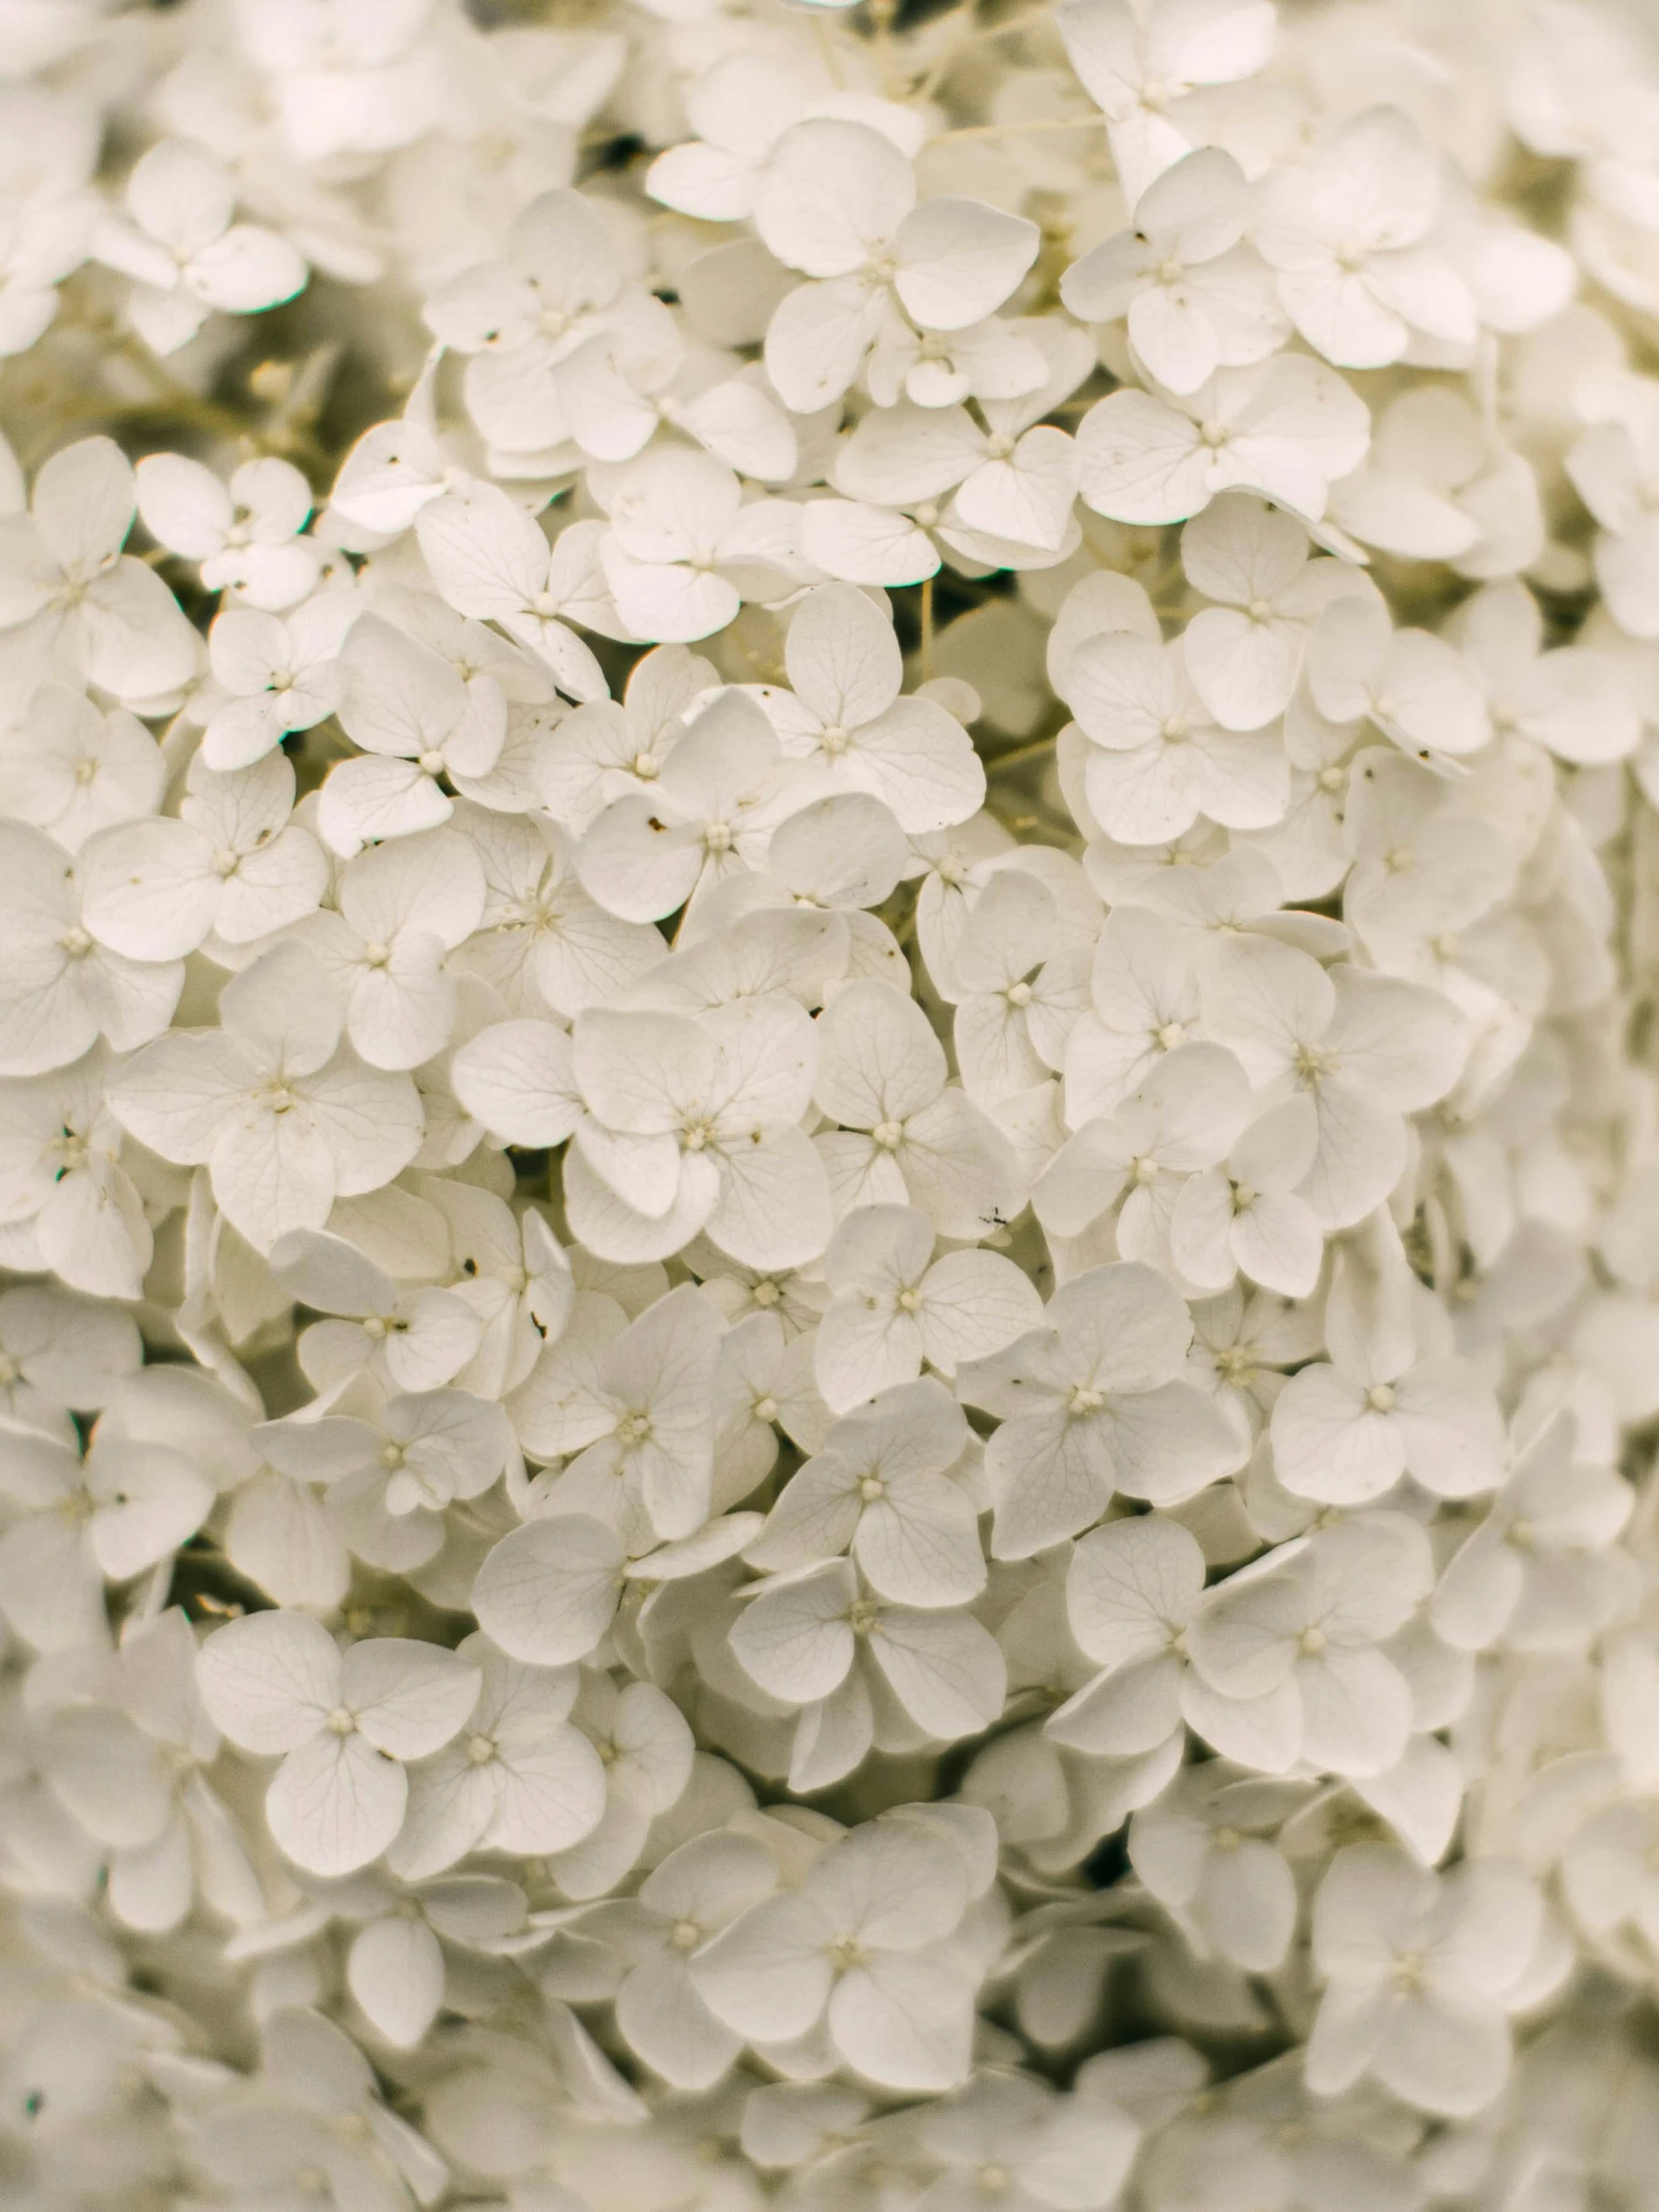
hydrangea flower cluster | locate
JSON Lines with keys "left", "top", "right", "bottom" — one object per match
{"left": 7, "top": 0, "right": 1659, "bottom": 2205}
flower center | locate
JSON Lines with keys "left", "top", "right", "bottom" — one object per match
{"left": 871, "top": 1118, "right": 905, "bottom": 1150}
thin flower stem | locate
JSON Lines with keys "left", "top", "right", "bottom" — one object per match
{"left": 920, "top": 572, "right": 935, "bottom": 680}
{"left": 984, "top": 733, "right": 1058, "bottom": 773}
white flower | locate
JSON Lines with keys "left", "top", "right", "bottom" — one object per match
{"left": 97, "top": 1606, "right": 259, "bottom": 1935}
{"left": 0, "top": 1280, "right": 139, "bottom": 1420}
{"left": 814, "top": 1203, "right": 1042, "bottom": 1412}
{"left": 915, "top": 2072, "right": 1141, "bottom": 2212}
{"left": 1431, "top": 1411, "right": 1633, "bottom": 1654}
{"left": 576, "top": 689, "right": 799, "bottom": 922}
{"left": 108, "top": 939, "right": 425, "bottom": 1253}
{"left": 0, "top": 436, "right": 200, "bottom": 703}
{"left": 1077, "top": 355, "right": 1370, "bottom": 527}
{"left": 814, "top": 978, "right": 1024, "bottom": 1240}
{"left": 1270, "top": 1335, "right": 1503, "bottom": 1509}
{"left": 340, "top": 1870, "right": 527, "bottom": 2049}
{"left": 0, "top": 681, "right": 164, "bottom": 851}
{"left": 564, "top": 996, "right": 831, "bottom": 1271}
{"left": 1048, "top": 1510, "right": 1276, "bottom": 1765}
{"left": 414, "top": 480, "right": 609, "bottom": 702}
{"left": 1560, "top": 1800, "right": 1659, "bottom": 1963}
{"left": 959, "top": 1260, "right": 1243, "bottom": 1557}
{"left": 598, "top": 447, "right": 809, "bottom": 645}
{"left": 448, "top": 802, "right": 664, "bottom": 1019}
{"left": 589, "top": 1827, "right": 779, "bottom": 2089}
{"left": 535, "top": 642, "right": 714, "bottom": 834}
{"left": 426, "top": 1180, "right": 572, "bottom": 1401}
{"left": 1199, "top": 934, "right": 1468, "bottom": 1229}
{"left": 1307, "top": 594, "right": 1490, "bottom": 765}
{"left": 1128, "top": 1761, "right": 1302, "bottom": 1971}
{"left": 745, "top": 1377, "right": 984, "bottom": 1605}
{"left": 647, "top": 56, "right": 924, "bottom": 226}
{"left": 1168, "top": 1092, "right": 1324, "bottom": 1299}
{"left": 0, "top": 820, "right": 183, "bottom": 1078}
{"left": 506, "top": 1282, "right": 723, "bottom": 1542}
{"left": 832, "top": 398, "right": 1081, "bottom": 562}
{"left": 1340, "top": 747, "right": 1518, "bottom": 964}
{"left": 191, "top": 2004, "right": 448, "bottom": 2209}
{"left": 1056, "top": 0, "right": 1277, "bottom": 201}
{"left": 1450, "top": 577, "right": 1640, "bottom": 767}
{"left": 866, "top": 311, "right": 1049, "bottom": 413}
{"left": 1567, "top": 384, "right": 1659, "bottom": 638}
{"left": 0, "top": 1418, "right": 213, "bottom": 1652}
{"left": 0, "top": 141, "right": 92, "bottom": 358}
{"left": 388, "top": 1633, "right": 607, "bottom": 1880}
{"left": 329, "top": 407, "right": 476, "bottom": 538}
{"left": 271, "top": 1228, "right": 484, "bottom": 1395}
{"left": 1064, "top": 904, "right": 1204, "bottom": 1121}
{"left": 1062, "top": 148, "right": 1287, "bottom": 395}
{"left": 1179, "top": 495, "right": 1376, "bottom": 732}
{"left": 755, "top": 120, "right": 1038, "bottom": 412}
{"left": 295, "top": 828, "right": 486, "bottom": 1071}
{"left": 1308, "top": 1842, "right": 1541, "bottom": 2115}
{"left": 94, "top": 140, "right": 306, "bottom": 355}
{"left": 80, "top": 750, "right": 328, "bottom": 962}
{"left": 944, "top": 868, "right": 1088, "bottom": 1105}
{"left": 543, "top": 1669, "right": 697, "bottom": 1902}
{"left": 425, "top": 186, "right": 671, "bottom": 458}
{"left": 135, "top": 454, "right": 321, "bottom": 611}
{"left": 318, "top": 611, "right": 507, "bottom": 856}
{"left": 0, "top": 1047, "right": 153, "bottom": 1298}
{"left": 1035, "top": 1042, "right": 1253, "bottom": 1279}
{"left": 201, "top": 594, "right": 355, "bottom": 771}
{"left": 1332, "top": 386, "right": 1541, "bottom": 576}
{"left": 259, "top": 1385, "right": 516, "bottom": 1574}
{"left": 196, "top": 1608, "right": 481, "bottom": 1877}
{"left": 759, "top": 584, "right": 986, "bottom": 834}
{"left": 1255, "top": 108, "right": 1475, "bottom": 368}
{"left": 691, "top": 1804, "right": 997, "bottom": 2089}
{"left": 1185, "top": 1512, "right": 1431, "bottom": 1777}
{"left": 1064, "top": 631, "right": 1290, "bottom": 844}
{"left": 730, "top": 1554, "right": 1008, "bottom": 1774}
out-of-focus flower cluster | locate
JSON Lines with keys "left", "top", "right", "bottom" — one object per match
{"left": 6, "top": 0, "right": 1659, "bottom": 2206}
